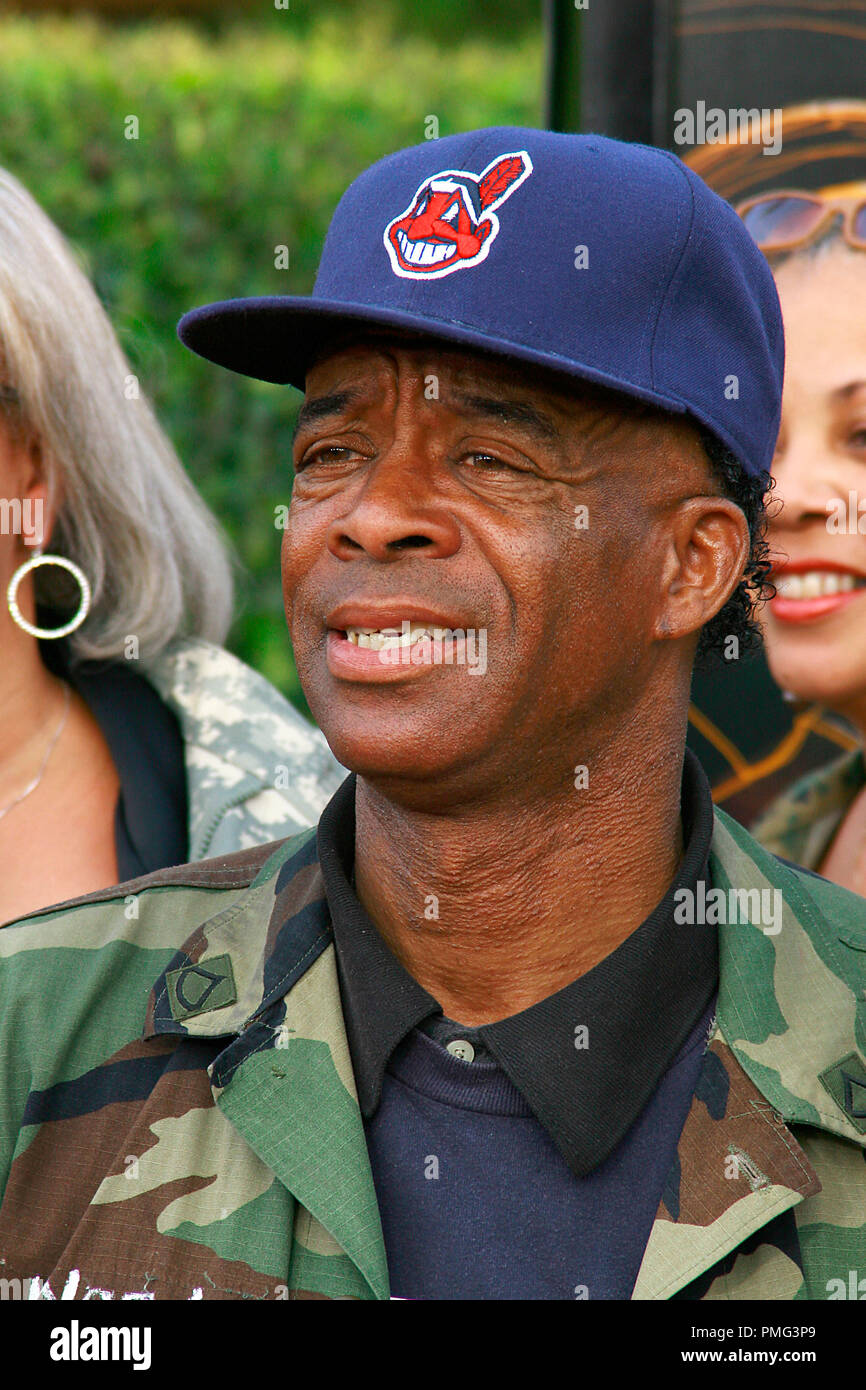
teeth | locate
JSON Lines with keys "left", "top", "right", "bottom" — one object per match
{"left": 344, "top": 621, "right": 447, "bottom": 650}
{"left": 396, "top": 229, "right": 452, "bottom": 266}
{"left": 775, "top": 571, "right": 860, "bottom": 598}
{"left": 802, "top": 573, "right": 821, "bottom": 598}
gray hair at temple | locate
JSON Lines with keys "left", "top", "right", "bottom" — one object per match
{"left": 0, "top": 166, "right": 233, "bottom": 661}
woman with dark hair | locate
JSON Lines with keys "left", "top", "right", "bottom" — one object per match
{"left": 744, "top": 176, "right": 866, "bottom": 886}
{"left": 690, "top": 104, "right": 866, "bottom": 889}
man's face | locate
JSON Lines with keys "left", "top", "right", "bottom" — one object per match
{"left": 282, "top": 336, "right": 716, "bottom": 800}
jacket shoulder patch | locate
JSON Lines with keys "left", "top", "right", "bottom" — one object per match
{"left": 819, "top": 1053, "right": 866, "bottom": 1134}
{"left": 166, "top": 953, "right": 238, "bottom": 1021}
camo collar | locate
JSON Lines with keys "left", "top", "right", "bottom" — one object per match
{"left": 146, "top": 803, "right": 866, "bottom": 1144}
{"left": 710, "top": 807, "right": 866, "bottom": 1146}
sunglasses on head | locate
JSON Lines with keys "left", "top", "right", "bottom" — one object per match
{"left": 737, "top": 188, "right": 866, "bottom": 253}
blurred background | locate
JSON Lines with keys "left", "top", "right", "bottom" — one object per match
{"left": 0, "top": 0, "right": 542, "bottom": 712}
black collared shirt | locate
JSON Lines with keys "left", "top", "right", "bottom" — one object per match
{"left": 317, "top": 747, "right": 717, "bottom": 1179}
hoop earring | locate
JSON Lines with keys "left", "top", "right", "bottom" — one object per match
{"left": 7, "top": 547, "right": 91, "bottom": 640}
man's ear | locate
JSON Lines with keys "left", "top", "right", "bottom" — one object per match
{"left": 652, "top": 495, "right": 750, "bottom": 642}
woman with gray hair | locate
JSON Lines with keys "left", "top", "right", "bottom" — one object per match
{"left": 0, "top": 166, "right": 343, "bottom": 923}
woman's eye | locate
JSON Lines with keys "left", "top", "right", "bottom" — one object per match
{"left": 849, "top": 427, "right": 866, "bottom": 450}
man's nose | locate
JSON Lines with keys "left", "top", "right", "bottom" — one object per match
{"left": 326, "top": 446, "right": 462, "bottom": 562}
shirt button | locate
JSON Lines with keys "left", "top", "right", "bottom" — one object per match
{"left": 446, "top": 1039, "right": 475, "bottom": 1063}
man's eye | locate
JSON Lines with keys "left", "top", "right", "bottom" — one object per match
{"left": 297, "top": 445, "right": 353, "bottom": 471}
{"left": 464, "top": 452, "right": 518, "bottom": 472}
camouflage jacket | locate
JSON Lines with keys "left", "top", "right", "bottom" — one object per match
{"left": 140, "top": 637, "right": 345, "bottom": 858}
{"left": 751, "top": 748, "right": 865, "bottom": 874}
{"left": 1, "top": 804, "right": 865, "bottom": 1301}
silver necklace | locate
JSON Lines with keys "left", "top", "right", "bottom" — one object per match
{"left": 0, "top": 682, "right": 71, "bottom": 822}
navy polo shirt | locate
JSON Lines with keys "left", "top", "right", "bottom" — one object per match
{"left": 316, "top": 750, "right": 718, "bottom": 1299}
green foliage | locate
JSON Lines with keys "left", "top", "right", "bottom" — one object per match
{"left": 0, "top": 13, "right": 541, "bottom": 712}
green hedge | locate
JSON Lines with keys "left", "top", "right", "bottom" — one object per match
{"left": 0, "top": 13, "right": 541, "bottom": 712}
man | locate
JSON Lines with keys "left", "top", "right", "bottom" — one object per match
{"left": 1, "top": 127, "right": 865, "bottom": 1301}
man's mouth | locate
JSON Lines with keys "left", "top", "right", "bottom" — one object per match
{"left": 324, "top": 603, "right": 474, "bottom": 681}
{"left": 343, "top": 622, "right": 450, "bottom": 651}
{"left": 394, "top": 229, "right": 454, "bottom": 267}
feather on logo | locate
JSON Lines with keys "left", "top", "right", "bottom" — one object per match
{"left": 383, "top": 150, "right": 533, "bottom": 279}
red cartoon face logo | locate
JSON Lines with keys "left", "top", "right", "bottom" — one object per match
{"left": 384, "top": 150, "right": 533, "bottom": 279}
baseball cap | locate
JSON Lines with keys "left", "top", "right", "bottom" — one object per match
{"left": 178, "top": 126, "right": 784, "bottom": 479}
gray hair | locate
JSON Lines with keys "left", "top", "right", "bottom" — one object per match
{"left": 0, "top": 166, "right": 233, "bottom": 661}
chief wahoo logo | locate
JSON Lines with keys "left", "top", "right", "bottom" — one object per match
{"left": 383, "top": 150, "right": 533, "bottom": 279}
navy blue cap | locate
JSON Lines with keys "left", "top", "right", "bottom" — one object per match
{"left": 178, "top": 126, "right": 784, "bottom": 479}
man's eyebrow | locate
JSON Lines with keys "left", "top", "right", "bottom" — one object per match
{"left": 291, "top": 388, "right": 365, "bottom": 444}
{"left": 449, "top": 390, "right": 562, "bottom": 444}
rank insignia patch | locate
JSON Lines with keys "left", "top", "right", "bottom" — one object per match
{"left": 819, "top": 1052, "right": 866, "bottom": 1134}
{"left": 166, "top": 953, "right": 238, "bottom": 1021}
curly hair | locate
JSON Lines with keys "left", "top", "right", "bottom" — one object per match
{"left": 695, "top": 429, "right": 774, "bottom": 665}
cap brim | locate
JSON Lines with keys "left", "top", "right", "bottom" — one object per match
{"left": 177, "top": 295, "right": 690, "bottom": 416}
